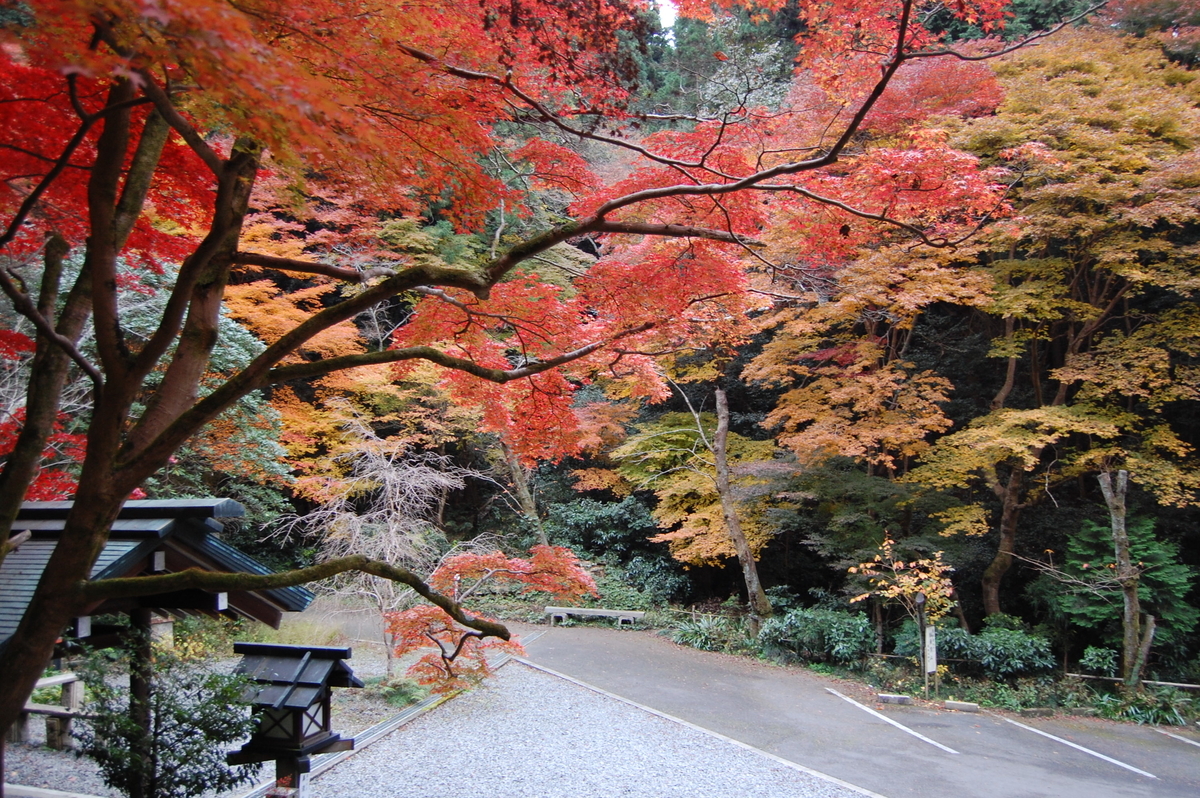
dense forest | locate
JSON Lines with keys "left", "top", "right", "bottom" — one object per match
{"left": 2, "top": 0, "right": 1200, "bottom": 734}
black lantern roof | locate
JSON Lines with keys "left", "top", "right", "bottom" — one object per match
{"left": 229, "top": 643, "right": 363, "bottom": 764}
{"left": 233, "top": 643, "right": 364, "bottom": 707}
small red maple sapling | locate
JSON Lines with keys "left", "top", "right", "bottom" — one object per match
{"left": 385, "top": 546, "right": 597, "bottom": 691}
{"left": 384, "top": 604, "right": 523, "bottom": 693}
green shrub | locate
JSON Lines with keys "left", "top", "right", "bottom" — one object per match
{"left": 1079, "top": 646, "right": 1118, "bottom": 677}
{"left": 75, "top": 646, "right": 260, "bottom": 798}
{"left": 589, "top": 573, "right": 659, "bottom": 613}
{"left": 973, "top": 676, "right": 1078, "bottom": 712}
{"left": 981, "top": 612, "right": 1025, "bottom": 631}
{"left": 671, "top": 615, "right": 743, "bottom": 652}
{"left": 373, "top": 677, "right": 429, "bottom": 708}
{"left": 758, "top": 608, "right": 874, "bottom": 665}
{"left": 31, "top": 668, "right": 67, "bottom": 704}
{"left": 172, "top": 614, "right": 244, "bottom": 660}
{"left": 1093, "top": 686, "right": 1196, "bottom": 726}
{"left": 895, "top": 621, "right": 1054, "bottom": 679}
{"left": 763, "top": 586, "right": 805, "bottom": 613}
{"left": 543, "top": 497, "right": 690, "bottom": 603}
{"left": 973, "top": 627, "right": 1055, "bottom": 678}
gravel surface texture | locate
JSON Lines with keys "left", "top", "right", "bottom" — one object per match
{"left": 310, "top": 660, "right": 869, "bottom": 798}
{"left": 9, "top": 643, "right": 870, "bottom": 798}
{"left": 4, "top": 645, "right": 395, "bottom": 798}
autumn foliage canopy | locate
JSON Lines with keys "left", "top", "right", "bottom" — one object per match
{"left": 0, "top": 0, "right": 1071, "bottom": 740}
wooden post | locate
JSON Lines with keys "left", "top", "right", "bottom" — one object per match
{"left": 268, "top": 756, "right": 311, "bottom": 798}
{"left": 128, "top": 608, "right": 154, "bottom": 798}
{"left": 45, "top": 676, "right": 83, "bottom": 750}
{"left": 45, "top": 717, "right": 69, "bottom": 750}
{"left": 4, "top": 714, "right": 28, "bottom": 744}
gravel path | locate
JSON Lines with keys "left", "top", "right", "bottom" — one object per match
{"left": 310, "top": 660, "right": 872, "bottom": 798}
{"left": 4, "top": 645, "right": 394, "bottom": 798}
{"left": 9, "top": 645, "right": 873, "bottom": 798}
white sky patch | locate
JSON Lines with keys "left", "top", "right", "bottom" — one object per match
{"left": 656, "top": 0, "right": 677, "bottom": 29}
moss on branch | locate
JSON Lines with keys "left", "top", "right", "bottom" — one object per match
{"left": 76, "top": 556, "right": 511, "bottom": 640}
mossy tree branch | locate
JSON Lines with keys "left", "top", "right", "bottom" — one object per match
{"left": 76, "top": 556, "right": 511, "bottom": 641}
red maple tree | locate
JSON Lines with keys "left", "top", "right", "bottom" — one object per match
{"left": 0, "top": 0, "right": 1082, "bottom": 763}
{"left": 387, "top": 545, "right": 596, "bottom": 691}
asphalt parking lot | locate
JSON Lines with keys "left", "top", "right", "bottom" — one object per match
{"left": 520, "top": 625, "right": 1200, "bottom": 798}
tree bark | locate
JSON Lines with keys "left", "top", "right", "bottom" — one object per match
{"left": 873, "top": 598, "right": 885, "bottom": 654}
{"left": 713, "top": 387, "right": 771, "bottom": 626}
{"left": 0, "top": 235, "right": 79, "bottom": 563}
{"left": 499, "top": 438, "right": 548, "bottom": 546}
{"left": 0, "top": 480, "right": 128, "bottom": 782}
{"left": 0, "top": 111, "right": 169, "bottom": 569}
{"left": 981, "top": 469, "right": 1025, "bottom": 616}
{"left": 1129, "top": 614, "right": 1156, "bottom": 690}
{"left": 950, "top": 587, "right": 971, "bottom": 634}
{"left": 1098, "top": 470, "right": 1144, "bottom": 684}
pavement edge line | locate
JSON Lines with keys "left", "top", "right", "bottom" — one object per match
{"left": 1155, "top": 727, "right": 1200, "bottom": 749}
{"left": 824, "top": 688, "right": 960, "bottom": 755}
{"left": 515, "top": 656, "right": 890, "bottom": 798}
{"left": 996, "top": 715, "right": 1157, "bottom": 780}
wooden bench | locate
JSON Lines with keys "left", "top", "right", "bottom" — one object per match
{"left": 6, "top": 672, "right": 83, "bottom": 750}
{"left": 545, "top": 606, "right": 646, "bottom": 627}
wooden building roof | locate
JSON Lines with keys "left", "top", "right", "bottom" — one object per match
{"left": 0, "top": 499, "right": 314, "bottom": 649}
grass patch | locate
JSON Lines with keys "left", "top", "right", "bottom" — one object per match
{"left": 362, "top": 676, "right": 429, "bottom": 708}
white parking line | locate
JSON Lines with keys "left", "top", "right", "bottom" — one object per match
{"left": 997, "top": 715, "right": 1157, "bottom": 779}
{"left": 1156, "top": 727, "right": 1200, "bottom": 748}
{"left": 824, "top": 688, "right": 960, "bottom": 754}
{"left": 521, "top": 659, "right": 891, "bottom": 798}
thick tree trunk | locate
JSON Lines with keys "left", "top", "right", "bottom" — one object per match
{"left": 981, "top": 469, "right": 1025, "bottom": 616}
{"left": 950, "top": 587, "right": 971, "bottom": 634}
{"left": 0, "top": 122, "right": 256, "bottom": 770}
{"left": 499, "top": 439, "right": 547, "bottom": 545}
{"left": 713, "top": 387, "right": 771, "bottom": 627}
{"left": 1129, "top": 614, "right": 1156, "bottom": 690}
{"left": 0, "top": 112, "right": 168, "bottom": 561}
{"left": 1098, "top": 470, "right": 1144, "bottom": 684}
{"left": 0, "top": 481, "right": 128, "bottom": 772}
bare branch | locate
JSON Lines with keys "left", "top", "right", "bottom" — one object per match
{"left": 265, "top": 323, "right": 654, "bottom": 384}
{"left": 233, "top": 251, "right": 395, "bottom": 282}
{"left": 0, "top": 110, "right": 97, "bottom": 251}
{"left": 595, "top": 221, "right": 764, "bottom": 248}
{"left": 1010, "top": 551, "right": 1129, "bottom": 601}
{"left": 909, "top": 2, "right": 1108, "bottom": 63}
{"left": 0, "top": 529, "right": 31, "bottom": 562}
{"left": 134, "top": 73, "right": 223, "bottom": 176}
{"left": 0, "top": 248, "right": 103, "bottom": 387}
